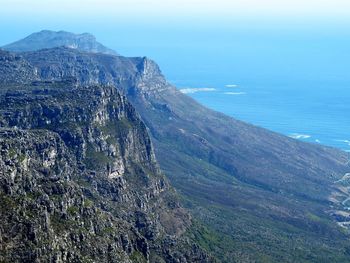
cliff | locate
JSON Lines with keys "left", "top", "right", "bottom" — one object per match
{"left": 0, "top": 80, "right": 211, "bottom": 262}
{"left": 0, "top": 49, "right": 39, "bottom": 84}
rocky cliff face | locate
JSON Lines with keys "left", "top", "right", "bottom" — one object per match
{"left": 0, "top": 49, "right": 39, "bottom": 84}
{"left": 0, "top": 80, "right": 211, "bottom": 262}
{"left": 21, "top": 47, "right": 167, "bottom": 96}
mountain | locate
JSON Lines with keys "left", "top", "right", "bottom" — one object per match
{"left": 0, "top": 79, "right": 212, "bottom": 262}
{"left": 0, "top": 49, "right": 39, "bottom": 83}
{"left": 2, "top": 30, "right": 118, "bottom": 56}
{"left": 2, "top": 31, "right": 350, "bottom": 262}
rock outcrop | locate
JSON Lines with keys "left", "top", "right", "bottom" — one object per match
{"left": 0, "top": 80, "right": 211, "bottom": 262}
{"left": 0, "top": 49, "right": 39, "bottom": 84}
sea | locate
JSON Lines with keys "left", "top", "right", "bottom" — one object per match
{"left": 109, "top": 26, "right": 350, "bottom": 152}
{"left": 3, "top": 24, "right": 350, "bottom": 152}
{"left": 175, "top": 78, "right": 350, "bottom": 152}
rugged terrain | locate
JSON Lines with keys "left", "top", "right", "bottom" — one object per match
{"left": 0, "top": 80, "right": 211, "bottom": 262}
{"left": 2, "top": 31, "right": 350, "bottom": 262}
{"left": 0, "top": 50, "right": 39, "bottom": 84}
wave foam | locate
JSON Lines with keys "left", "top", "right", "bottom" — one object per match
{"left": 335, "top": 139, "right": 350, "bottom": 146}
{"left": 179, "top": 87, "right": 216, "bottom": 94}
{"left": 225, "top": 84, "right": 238, "bottom": 88}
{"left": 289, "top": 133, "right": 311, "bottom": 140}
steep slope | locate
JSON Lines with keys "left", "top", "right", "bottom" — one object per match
{"left": 0, "top": 80, "right": 211, "bottom": 262}
{"left": 20, "top": 47, "right": 349, "bottom": 196}
{"left": 2, "top": 30, "right": 118, "bottom": 56}
{"left": 0, "top": 49, "right": 39, "bottom": 83}
{"left": 3, "top": 37, "right": 350, "bottom": 261}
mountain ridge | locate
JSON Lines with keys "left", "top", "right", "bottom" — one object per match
{"left": 2, "top": 31, "right": 350, "bottom": 262}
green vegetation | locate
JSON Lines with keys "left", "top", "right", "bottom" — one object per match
{"left": 84, "top": 143, "right": 113, "bottom": 170}
{"left": 50, "top": 213, "right": 71, "bottom": 233}
{"left": 130, "top": 251, "right": 147, "bottom": 263}
{"left": 186, "top": 199, "right": 350, "bottom": 262}
{"left": 8, "top": 148, "right": 17, "bottom": 158}
{"left": 188, "top": 221, "right": 224, "bottom": 253}
{"left": 99, "top": 118, "right": 134, "bottom": 138}
{"left": 100, "top": 227, "right": 114, "bottom": 236}
{"left": 18, "top": 154, "right": 26, "bottom": 163}
{"left": 0, "top": 194, "right": 17, "bottom": 210}
{"left": 67, "top": 205, "right": 79, "bottom": 215}
{"left": 83, "top": 199, "right": 94, "bottom": 208}
{"left": 26, "top": 191, "right": 42, "bottom": 200}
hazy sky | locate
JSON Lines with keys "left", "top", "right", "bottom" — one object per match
{"left": 2, "top": 0, "right": 350, "bottom": 21}
{"left": 1, "top": 0, "right": 350, "bottom": 62}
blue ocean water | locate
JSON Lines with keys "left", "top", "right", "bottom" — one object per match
{"left": 176, "top": 79, "right": 350, "bottom": 152}
{"left": 107, "top": 27, "right": 350, "bottom": 152}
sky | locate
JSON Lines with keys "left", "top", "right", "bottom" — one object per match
{"left": 1, "top": 0, "right": 350, "bottom": 26}
{"left": 1, "top": 0, "right": 349, "bottom": 80}
{"left": 1, "top": 0, "right": 350, "bottom": 83}
{"left": 2, "top": 0, "right": 350, "bottom": 18}
{"left": 1, "top": 0, "right": 350, "bottom": 48}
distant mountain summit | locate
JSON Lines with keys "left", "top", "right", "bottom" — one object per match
{"left": 2, "top": 30, "right": 118, "bottom": 55}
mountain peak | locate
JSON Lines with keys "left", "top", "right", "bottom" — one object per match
{"left": 2, "top": 30, "right": 118, "bottom": 56}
